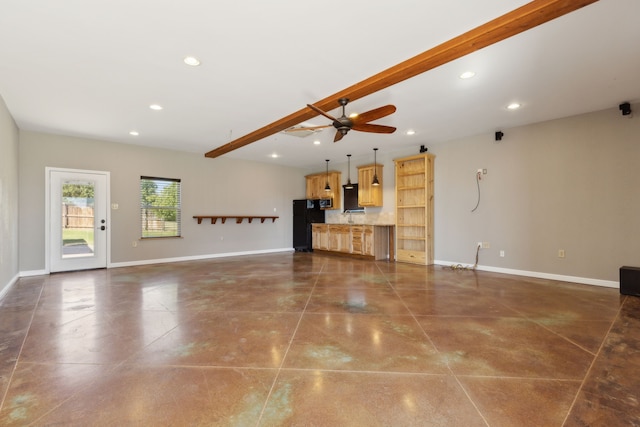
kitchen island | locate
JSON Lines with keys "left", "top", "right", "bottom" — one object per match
{"left": 311, "top": 223, "right": 395, "bottom": 261}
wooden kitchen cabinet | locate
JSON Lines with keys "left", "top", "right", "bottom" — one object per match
{"left": 305, "top": 171, "right": 341, "bottom": 210}
{"left": 305, "top": 174, "right": 324, "bottom": 199}
{"left": 357, "top": 164, "right": 383, "bottom": 207}
{"left": 394, "top": 153, "right": 434, "bottom": 265}
{"left": 312, "top": 224, "right": 328, "bottom": 250}
{"left": 328, "top": 225, "right": 351, "bottom": 253}
{"left": 351, "top": 226, "right": 363, "bottom": 254}
{"left": 314, "top": 224, "right": 384, "bottom": 259}
{"left": 351, "top": 225, "right": 374, "bottom": 255}
{"left": 362, "top": 225, "right": 374, "bottom": 256}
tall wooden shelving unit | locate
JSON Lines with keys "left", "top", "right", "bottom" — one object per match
{"left": 394, "top": 153, "right": 434, "bottom": 265}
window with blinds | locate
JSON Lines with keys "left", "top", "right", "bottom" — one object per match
{"left": 140, "top": 176, "right": 181, "bottom": 238}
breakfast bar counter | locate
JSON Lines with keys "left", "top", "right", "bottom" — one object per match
{"left": 311, "top": 223, "right": 395, "bottom": 261}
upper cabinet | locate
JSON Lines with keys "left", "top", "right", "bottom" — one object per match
{"left": 357, "top": 164, "right": 383, "bottom": 207}
{"left": 305, "top": 171, "right": 341, "bottom": 209}
{"left": 305, "top": 174, "right": 324, "bottom": 200}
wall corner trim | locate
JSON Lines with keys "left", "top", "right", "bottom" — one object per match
{"left": 0, "top": 273, "right": 20, "bottom": 301}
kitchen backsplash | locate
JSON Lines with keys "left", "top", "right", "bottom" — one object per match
{"left": 325, "top": 210, "right": 395, "bottom": 225}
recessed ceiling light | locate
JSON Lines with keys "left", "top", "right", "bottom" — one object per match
{"left": 507, "top": 102, "right": 521, "bottom": 110}
{"left": 129, "top": 131, "right": 139, "bottom": 136}
{"left": 459, "top": 71, "right": 476, "bottom": 79}
{"left": 313, "top": 140, "right": 321, "bottom": 145}
{"left": 271, "top": 153, "right": 279, "bottom": 158}
{"left": 183, "top": 56, "right": 201, "bottom": 66}
{"left": 149, "top": 104, "right": 163, "bottom": 111}
{"left": 406, "top": 129, "right": 416, "bottom": 136}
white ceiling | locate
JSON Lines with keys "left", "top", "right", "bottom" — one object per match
{"left": 1, "top": 1, "right": 639, "bottom": 169}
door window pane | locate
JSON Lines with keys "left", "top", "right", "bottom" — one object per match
{"left": 61, "top": 180, "right": 95, "bottom": 258}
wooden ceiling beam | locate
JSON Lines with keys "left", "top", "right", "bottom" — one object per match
{"left": 205, "top": 0, "right": 598, "bottom": 159}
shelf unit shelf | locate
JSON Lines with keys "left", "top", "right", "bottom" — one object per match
{"left": 394, "top": 153, "right": 434, "bottom": 265}
{"left": 397, "top": 186, "right": 426, "bottom": 191}
{"left": 396, "top": 172, "right": 426, "bottom": 177}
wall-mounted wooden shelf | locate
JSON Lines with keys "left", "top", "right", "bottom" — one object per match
{"left": 193, "top": 215, "right": 279, "bottom": 224}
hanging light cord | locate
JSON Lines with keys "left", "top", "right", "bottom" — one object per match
{"left": 471, "top": 170, "right": 481, "bottom": 212}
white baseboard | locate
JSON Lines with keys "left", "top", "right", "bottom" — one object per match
{"left": 109, "top": 248, "right": 295, "bottom": 269}
{"left": 12, "top": 252, "right": 617, "bottom": 289}
{"left": 0, "top": 273, "right": 20, "bottom": 300}
{"left": 19, "top": 269, "right": 48, "bottom": 277}
{"left": 434, "top": 260, "right": 619, "bottom": 288}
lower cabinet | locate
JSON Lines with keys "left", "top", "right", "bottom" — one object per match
{"left": 363, "top": 226, "right": 374, "bottom": 256}
{"left": 351, "top": 226, "right": 363, "bottom": 254}
{"left": 328, "top": 225, "right": 351, "bottom": 253}
{"left": 350, "top": 226, "right": 374, "bottom": 256}
{"left": 312, "top": 224, "right": 375, "bottom": 257}
{"left": 312, "top": 224, "right": 328, "bottom": 250}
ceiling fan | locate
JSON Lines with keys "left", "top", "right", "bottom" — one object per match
{"left": 297, "top": 98, "right": 396, "bottom": 142}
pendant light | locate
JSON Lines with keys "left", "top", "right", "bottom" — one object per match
{"left": 324, "top": 159, "right": 331, "bottom": 192}
{"left": 345, "top": 154, "right": 354, "bottom": 189}
{"left": 372, "top": 148, "right": 380, "bottom": 186}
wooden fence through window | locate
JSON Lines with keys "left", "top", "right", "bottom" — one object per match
{"left": 62, "top": 204, "right": 94, "bottom": 228}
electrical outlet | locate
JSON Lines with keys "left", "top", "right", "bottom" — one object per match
{"left": 500, "top": 250, "right": 505, "bottom": 257}
{"left": 477, "top": 242, "right": 482, "bottom": 248}
{"left": 482, "top": 242, "right": 490, "bottom": 249}
{"left": 483, "top": 169, "right": 487, "bottom": 175}
{"left": 558, "top": 249, "right": 565, "bottom": 258}
{"left": 132, "top": 241, "right": 137, "bottom": 247}
{"left": 477, "top": 169, "right": 483, "bottom": 174}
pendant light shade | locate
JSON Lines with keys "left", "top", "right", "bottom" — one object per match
{"left": 372, "top": 148, "right": 380, "bottom": 186}
{"left": 345, "top": 154, "right": 354, "bottom": 189}
{"left": 324, "top": 159, "right": 331, "bottom": 192}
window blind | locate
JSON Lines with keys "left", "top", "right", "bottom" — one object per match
{"left": 140, "top": 176, "right": 181, "bottom": 238}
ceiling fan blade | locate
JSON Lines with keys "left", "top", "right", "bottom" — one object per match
{"left": 207, "top": 1, "right": 597, "bottom": 159}
{"left": 352, "top": 105, "right": 396, "bottom": 125}
{"left": 334, "top": 131, "right": 345, "bottom": 142}
{"left": 283, "top": 124, "right": 332, "bottom": 133}
{"left": 352, "top": 123, "right": 396, "bottom": 134}
{"left": 307, "top": 104, "right": 339, "bottom": 123}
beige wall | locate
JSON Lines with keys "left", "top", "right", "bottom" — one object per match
{"left": 8, "top": 103, "right": 640, "bottom": 284}
{"left": 428, "top": 104, "right": 639, "bottom": 282}
{"left": 19, "top": 131, "right": 307, "bottom": 272}
{"left": 297, "top": 104, "right": 640, "bottom": 284}
{"left": 0, "top": 96, "right": 19, "bottom": 292}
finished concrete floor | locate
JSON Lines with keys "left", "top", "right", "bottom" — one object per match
{"left": 0, "top": 253, "right": 638, "bottom": 426}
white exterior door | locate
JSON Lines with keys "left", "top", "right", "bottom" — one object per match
{"left": 48, "top": 168, "right": 109, "bottom": 272}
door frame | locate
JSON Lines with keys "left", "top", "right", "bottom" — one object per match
{"left": 45, "top": 167, "right": 111, "bottom": 273}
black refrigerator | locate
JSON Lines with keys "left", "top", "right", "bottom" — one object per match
{"left": 293, "top": 199, "right": 325, "bottom": 252}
